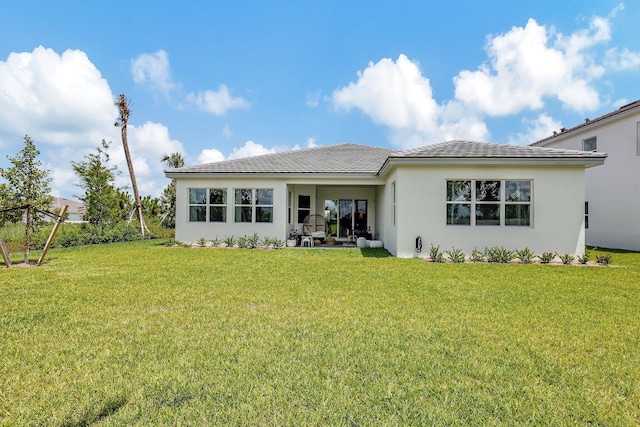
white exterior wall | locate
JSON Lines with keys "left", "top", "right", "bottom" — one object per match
{"left": 175, "top": 177, "right": 289, "bottom": 244}
{"left": 539, "top": 111, "right": 640, "bottom": 251}
{"left": 390, "top": 165, "right": 587, "bottom": 258}
{"left": 376, "top": 170, "right": 398, "bottom": 256}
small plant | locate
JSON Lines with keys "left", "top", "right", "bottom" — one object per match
{"left": 224, "top": 235, "right": 237, "bottom": 247}
{"left": 577, "top": 250, "right": 590, "bottom": 264}
{"left": 248, "top": 232, "right": 260, "bottom": 249}
{"left": 237, "top": 235, "right": 248, "bottom": 248}
{"left": 486, "top": 246, "right": 515, "bottom": 263}
{"left": 211, "top": 237, "right": 223, "bottom": 247}
{"left": 516, "top": 247, "right": 534, "bottom": 264}
{"left": 429, "top": 244, "right": 444, "bottom": 262}
{"left": 197, "top": 237, "right": 207, "bottom": 247}
{"left": 272, "top": 238, "right": 285, "bottom": 249}
{"left": 445, "top": 247, "right": 466, "bottom": 263}
{"left": 558, "top": 253, "right": 575, "bottom": 265}
{"left": 540, "top": 252, "right": 555, "bottom": 264}
{"left": 596, "top": 253, "right": 612, "bottom": 265}
{"left": 470, "top": 247, "right": 485, "bottom": 263}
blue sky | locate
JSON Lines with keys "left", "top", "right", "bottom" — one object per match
{"left": 0, "top": 1, "right": 638, "bottom": 199}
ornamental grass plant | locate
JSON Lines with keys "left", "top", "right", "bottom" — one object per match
{"left": 1, "top": 242, "right": 639, "bottom": 425}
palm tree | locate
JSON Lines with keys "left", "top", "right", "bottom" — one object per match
{"left": 115, "top": 94, "right": 147, "bottom": 235}
{"left": 160, "top": 152, "right": 185, "bottom": 228}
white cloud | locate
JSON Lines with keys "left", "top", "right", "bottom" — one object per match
{"left": 197, "top": 148, "right": 225, "bottom": 164}
{"left": 454, "top": 15, "right": 610, "bottom": 116}
{"left": 605, "top": 47, "right": 640, "bottom": 70}
{"left": 196, "top": 140, "right": 276, "bottom": 164}
{"left": 130, "top": 50, "right": 176, "bottom": 96}
{"left": 0, "top": 46, "right": 117, "bottom": 147}
{"left": 306, "top": 90, "right": 321, "bottom": 108}
{"left": 508, "top": 113, "right": 563, "bottom": 145}
{"left": 332, "top": 55, "right": 488, "bottom": 148}
{"left": 186, "top": 85, "right": 250, "bottom": 115}
{"left": 228, "top": 140, "right": 275, "bottom": 159}
{"left": 222, "top": 124, "right": 232, "bottom": 138}
{"left": 292, "top": 137, "right": 319, "bottom": 151}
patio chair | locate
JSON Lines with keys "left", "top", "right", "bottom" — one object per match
{"left": 302, "top": 214, "right": 327, "bottom": 243}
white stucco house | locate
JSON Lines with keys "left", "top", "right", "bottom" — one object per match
{"left": 165, "top": 140, "right": 605, "bottom": 258}
{"left": 531, "top": 100, "right": 640, "bottom": 251}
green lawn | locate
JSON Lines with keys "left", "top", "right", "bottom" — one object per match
{"left": 1, "top": 242, "right": 639, "bottom": 425}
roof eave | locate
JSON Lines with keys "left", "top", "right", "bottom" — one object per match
{"left": 378, "top": 156, "right": 606, "bottom": 175}
{"left": 164, "top": 171, "right": 381, "bottom": 180}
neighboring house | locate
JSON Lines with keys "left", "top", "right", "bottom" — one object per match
{"left": 165, "top": 141, "right": 605, "bottom": 258}
{"left": 531, "top": 100, "right": 640, "bottom": 251}
{"left": 51, "top": 198, "right": 86, "bottom": 223}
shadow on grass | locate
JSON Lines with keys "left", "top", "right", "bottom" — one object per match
{"left": 359, "top": 248, "right": 392, "bottom": 258}
{"left": 587, "top": 246, "right": 640, "bottom": 254}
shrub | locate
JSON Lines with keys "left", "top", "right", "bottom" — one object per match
{"left": 429, "top": 244, "right": 444, "bottom": 263}
{"left": 470, "top": 247, "right": 485, "bottom": 263}
{"left": 516, "top": 247, "right": 534, "bottom": 264}
{"left": 540, "top": 252, "right": 555, "bottom": 264}
{"left": 596, "top": 253, "right": 612, "bottom": 265}
{"left": 445, "top": 247, "right": 466, "bottom": 263}
{"left": 197, "top": 237, "right": 207, "bottom": 247}
{"left": 485, "top": 246, "right": 514, "bottom": 264}
{"left": 577, "top": 250, "right": 590, "bottom": 264}
{"left": 224, "top": 236, "right": 237, "bottom": 247}
{"left": 558, "top": 253, "right": 575, "bottom": 265}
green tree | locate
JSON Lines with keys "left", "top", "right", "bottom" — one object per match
{"left": 0, "top": 135, "right": 54, "bottom": 263}
{"left": 71, "top": 140, "right": 121, "bottom": 234}
{"left": 159, "top": 152, "right": 185, "bottom": 228}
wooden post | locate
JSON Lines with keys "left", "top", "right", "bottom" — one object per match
{"left": 0, "top": 236, "right": 10, "bottom": 268}
{"left": 37, "top": 205, "right": 68, "bottom": 267}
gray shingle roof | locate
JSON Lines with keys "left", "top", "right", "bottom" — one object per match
{"left": 167, "top": 143, "right": 395, "bottom": 175}
{"left": 391, "top": 140, "right": 607, "bottom": 159}
{"left": 166, "top": 140, "right": 606, "bottom": 178}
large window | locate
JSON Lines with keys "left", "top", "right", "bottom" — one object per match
{"left": 234, "top": 188, "right": 274, "bottom": 223}
{"left": 189, "top": 188, "right": 227, "bottom": 222}
{"left": 446, "top": 180, "right": 532, "bottom": 227}
{"left": 583, "top": 136, "right": 597, "bottom": 151}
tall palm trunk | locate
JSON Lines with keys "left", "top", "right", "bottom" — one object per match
{"left": 116, "top": 94, "right": 147, "bottom": 235}
{"left": 24, "top": 205, "right": 31, "bottom": 263}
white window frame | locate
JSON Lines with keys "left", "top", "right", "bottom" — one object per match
{"left": 188, "top": 188, "right": 227, "bottom": 223}
{"left": 234, "top": 188, "right": 274, "bottom": 223}
{"left": 446, "top": 179, "right": 532, "bottom": 227}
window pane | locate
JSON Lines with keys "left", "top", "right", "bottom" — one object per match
{"left": 210, "top": 189, "right": 226, "bottom": 205}
{"left": 505, "top": 181, "right": 531, "bottom": 202}
{"left": 583, "top": 137, "right": 597, "bottom": 151}
{"left": 235, "top": 189, "right": 252, "bottom": 205}
{"left": 476, "top": 204, "right": 500, "bottom": 225}
{"left": 210, "top": 206, "right": 226, "bottom": 222}
{"left": 297, "top": 209, "right": 310, "bottom": 223}
{"left": 475, "top": 180, "right": 500, "bottom": 201}
{"left": 189, "top": 206, "right": 206, "bottom": 222}
{"left": 256, "top": 207, "right": 273, "bottom": 223}
{"left": 447, "top": 203, "right": 470, "bottom": 225}
{"left": 189, "top": 188, "right": 206, "bottom": 204}
{"left": 505, "top": 204, "right": 530, "bottom": 226}
{"left": 235, "top": 206, "right": 252, "bottom": 222}
{"left": 256, "top": 189, "right": 273, "bottom": 205}
{"left": 447, "top": 181, "right": 471, "bottom": 201}
{"left": 298, "top": 195, "right": 311, "bottom": 209}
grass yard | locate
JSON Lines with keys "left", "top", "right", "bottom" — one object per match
{"left": 1, "top": 242, "right": 639, "bottom": 425}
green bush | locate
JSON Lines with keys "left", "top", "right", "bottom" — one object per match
{"left": 445, "top": 247, "right": 466, "bottom": 263}
{"left": 577, "top": 250, "right": 590, "bottom": 264}
{"left": 540, "top": 252, "right": 555, "bottom": 264}
{"left": 558, "top": 253, "right": 575, "bottom": 265}
{"left": 429, "top": 244, "right": 444, "bottom": 263}
{"left": 470, "top": 247, "right": 485, "bottom": 263}
{"left": 596, "top": 253, "right": 612, "bottom": 265}
{"left": 516, "top": 247, "right": 534, "bottom": 264}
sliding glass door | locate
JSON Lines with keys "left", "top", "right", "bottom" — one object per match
{"left": 324, "top": 199, "right": 367, "bottom": 238}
